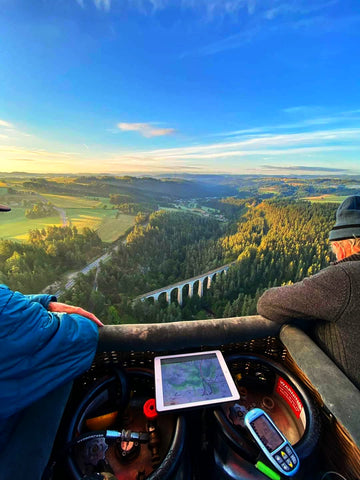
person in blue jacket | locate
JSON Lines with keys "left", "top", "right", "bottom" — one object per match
{"left": 0, "top": 203, "right": 103, "bottom": 466}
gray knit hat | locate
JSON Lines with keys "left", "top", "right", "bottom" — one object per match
{"left": 329, "top": 195, "right": 360, "bottom": 241}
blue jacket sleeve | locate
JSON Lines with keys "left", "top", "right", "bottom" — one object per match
{"left": 0, "top": 285, "right": 98, "bottom": 418}
{"left": 24, "top": 293, "right": 57, "bottom": 309}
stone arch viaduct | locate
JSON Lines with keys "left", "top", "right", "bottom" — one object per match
{"left": 135, "top": 262, "right": 235, "bottom": 306}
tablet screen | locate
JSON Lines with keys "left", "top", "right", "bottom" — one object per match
{"left": 154, "top": 351, "right": 240, "bottom": 412}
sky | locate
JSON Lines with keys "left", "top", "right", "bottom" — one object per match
{"left": 0, "top": 0, "right": 360, "bottom": 176}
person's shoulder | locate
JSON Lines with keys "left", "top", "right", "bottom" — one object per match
{"left": 335, "top": 259, "right": 360, "bottom": 275}
{"left": 308, "top": 261, "right": 359, "bottom": 289}
{"left": 0, "top": 284, "right": 12, "bottom": 300}
{"left": 309, "top": 263, "right": 343, "bottom": 277}
{"left": 314, "top": 260, "right": 360, "bottom": 274}
{"left": 302, "top": 263, "right": 350, "bottom": 287}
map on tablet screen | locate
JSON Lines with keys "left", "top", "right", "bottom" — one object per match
{"left": 154, "top": 351, "right": 240, "bottom": 412}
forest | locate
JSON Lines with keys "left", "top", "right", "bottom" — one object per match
{"left": 0, "top": 226, "right": 103, "bottom": 292}
{"left": 25, "top": 202, "right": 57, "bottom": 219}
{"left": 0, "top": 174, "right": 347, "bottom": 324}
{"left": 58, "top": 198, "right": 337, "bottom": 325}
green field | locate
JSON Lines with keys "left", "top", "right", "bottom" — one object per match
{"left": 66, "top": 207, "right": 134, "bottom": 242}
{"left": 0, "top": 194, "right": 135, "bottom": 242}
{"left": 40, "top": 193, "right": 102, "bottom": 208}
{"left": 96, "top": 215, "right": 135, "bottom": 242}
{"left": 258, "top": 187, "right": 280, "bottom": 194}
{"left": 0, "top": 208, "right": 62, "bottom": 240}
{"left": 304, "top": 194, "right": 348, "bottom": 203}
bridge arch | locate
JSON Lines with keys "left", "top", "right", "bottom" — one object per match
{"left": 135, "top": 262, "right": 234, "bottom": 307}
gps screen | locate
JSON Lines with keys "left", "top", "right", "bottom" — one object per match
{"left": 250, "top": 414, "right": 283, "bottom": 453}
{"left": 160, "top": 352, "right": 232, "bottom": 406}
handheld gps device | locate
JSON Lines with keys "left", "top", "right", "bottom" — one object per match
{"left": 245, "top": 408, "right": 300, "bottom": 476}
{"left": 154, "top": 350, "right": 239, "bottom": 412}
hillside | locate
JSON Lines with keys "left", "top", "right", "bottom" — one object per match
{"left": 58, "top": 198, "right": 338, "bottom": 325}
{"left": 0, "top": 173, "right": 353, "bottom": 325}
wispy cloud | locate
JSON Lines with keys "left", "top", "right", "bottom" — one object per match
{"left": 117, "top": 122, "right": 176, "bottom": 138}
{"left": 2, "top": 126, "right": 359, "bottom": 174}
{"left": 0, "top": 119, "right": 14, "bottom": 128}
{"left": 127, "top": 0, "right": 336, "bottom": 21}
{"left": 110, "top": 128, "right": 360, "bottom": 166}
{"left": 180, "top": 1, "right": 360, "bottom": 57}
{"left": 282, "top": 105, "right": 322, "bottom": 115}
{"left": 0, "top": 118, "right": 33, "bottom": 140}
{"left": 76, "top": 0, "right": 110, "bottom": 11}
{"left": 121, "top": 145, "right": 356, "bottom": 162}
{"left": 261, "top": 165, "right": 350, "bottom": 173}
{"left": 0, "top": 145, "right": 94, "bottom": 173}
{"left": 102, "top": 157, "right": 205, "bottom": 173}
{"left": 264, "top": 0, "right": 338, "bottom": 21}
{"left": 291, "top": 13, "right": 360, "bottom": 33}
{"left": 134, "top": 0, "right": 257, "bottom": 17}
{"left": 0, "top": 146, "right": 86, "bottom": 166}
{"left": 11, "top": 158, "right": 36, "bottom": 163}
{"left": 181, "top": 27, "right": 258, "bottom": 57}
{"left": 218, "top": 110, "right": 360, "bottom": 138}
{"left": 2, "top": 117, "right": 359, "bottom": 175}
{"left": 94, "top": 0, "right": 111, "bottom": 11}
{"left": 77, "top": 0, "right": 333, "bottom": 21}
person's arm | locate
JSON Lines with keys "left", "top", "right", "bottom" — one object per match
{"left": 257, "top": 264, "right": 350, "bottom": 324}
{"left": 24, "top": 293, "right": 57, "bottom": 309}
{"left": 0, "top": 287, "right": 100, "bottom": 417}
{"left": 24, "top": 292, "right": 103, "bottom": 327}
{"left": 48, "top": 302, "right": 104, "bottom": 327}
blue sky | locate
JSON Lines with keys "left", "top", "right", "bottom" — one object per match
{"left": 0, "top": 0, "right": 360, "bottom": 175}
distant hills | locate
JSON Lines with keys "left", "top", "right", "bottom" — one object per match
{"left": 9, "top": 175, "right": 239, "bottom": 202}
{"left": 1, "top": 173, "right": 360, "bottom": 204}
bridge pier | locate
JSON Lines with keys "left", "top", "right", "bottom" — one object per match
{"left": 198, "top": 278, "right": 204, "bottom": 297}
{"left": 207, "top": 273, "right": 215, "bottom": 288}
{"left": 166, "top": 290, "right": 172, "bottom": 305}
{"left": 188, "top": 282, "right": 194, "bottom": 298}
{"left": 177, "top": 287, "right": 183, "bottom": 306}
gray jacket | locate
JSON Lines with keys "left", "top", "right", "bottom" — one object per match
{"left": 257, "top": 254, "right": 360, "bottom": 389}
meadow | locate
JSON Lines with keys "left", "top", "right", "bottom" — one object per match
{"left": 303, "top": 194, "right": 348, "bottom": 203}
{"left": 66, "top": 207, "right": 134, "bottom": 243}
{"left": 0, "top": 208, "right": 62, "bottom": 241}
{"left": 0, "top": 193, "right": 135, "bottom": 242}
{"left": 40, "top": 193, "right": 103, "bottom": 208}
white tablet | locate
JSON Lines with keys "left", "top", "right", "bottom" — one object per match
{"left": 154, "top": 350, "right": 240, "bottom": 412}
